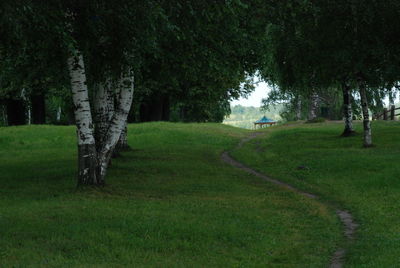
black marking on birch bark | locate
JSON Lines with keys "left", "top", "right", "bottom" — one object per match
{"left": 341, "top": 82, "right": 355, "bottom": 137}
{"left": 94, "top": 71, "right": 134, "bottom": 183}
{"left": 221, "top": 132, "right": 358, "bottom": 268}
{"left": 77, "top": 144, "right": 98, "bottom": 185}
{"left": 308, "top": 92, "right": 319, "bottom": 120}
{"left": 68, "top": 53, "right": 97, "bottom": 185}
{"left": 358, "top": 76, "right": 372, "bottom": 147}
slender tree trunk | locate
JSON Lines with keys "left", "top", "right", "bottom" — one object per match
{"left": 308, "top": 92, "right": 319, "bottom": 121}
{"left": 341, "top": 82, "right": 355, "bottom": 136}
{"left": 389, "top": 90, "right": 395, "bottom": 107}
{"left": 67, "top": 53, "right": 98, "bottom": 185}
{"left": 31, "top": 94, "right": 46, "bottom": 124}
{"left": 113, "top": 122, "right": 129, "bottom": 158}
{"left": 358, "top": 77, "right": 372, "bottom": 147}
{"left": 296, "top": 98, "right": 302, "bottom": 120}
{"left": 116, "top": 122, "right": 129, "bottom": 151}
{"left": 93, "top": 80, "right": 114, "bottom": 152}
{"left": 96, "top": 70, "right": 134, "bottom": 182}
{"left": 56, "top": 106, "right": 62, "bottom": 122}
{"left": 1, "top": 104, "right": 6, "bottom": 126}
{"left": 113, "top": 79, "right": 130, "bottom": 155}
{"left": 27, "top": 106, "right": 31, "bottom": 125}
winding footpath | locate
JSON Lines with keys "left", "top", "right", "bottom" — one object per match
{"left": 221, "top": 132, "right": 358, "bottom": 268}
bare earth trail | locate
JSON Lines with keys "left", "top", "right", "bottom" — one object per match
{"left": 221, "top": 131, "right": 358, "bottom": 268}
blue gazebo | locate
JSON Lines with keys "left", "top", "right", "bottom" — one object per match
{"left": 254, "top": 116, "right": 276, "bottom": 129}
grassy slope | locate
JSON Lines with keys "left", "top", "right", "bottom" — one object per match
{"left": 232, "top": 121, "right": 400, "bottom": 267}
{"left": 0, "top": 122, "right": 340, "bottom": 267}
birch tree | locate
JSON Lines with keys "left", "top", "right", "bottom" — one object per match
{"left": 308, "top": 93, "right": 319, "bottom": 121}
{"left": 95, "top": 70, "right": 134, "bottom": 183}
{"left": 67, "top": 52, "right": 98, "bottom": 184}
{"left": 341, "top": 81, "right": 355, "bottom": 137}
{"left": 358, "top": 76, "right": 372, "bottom": 147}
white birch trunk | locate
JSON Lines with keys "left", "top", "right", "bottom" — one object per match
{"left": 94, "top": 79, "right": 115, "bottom": 152}
{"left": 56, "top": 106, "right": 61, "bottom": 122}
{"left": 1, "top": 105, "right": 6, "bottom": 126}
{"left": 342, "top": 82, "right": 355, "bottom": 136}
{"left": 20, "top": 88, "right": 31, "bottom": 125}
{"left": 27, "top": 107, "right": 31, "bottom": 125}
{"left": 389, "top": 91, "right": 395, "bottom": 107}
{"left": 296, "top": 98, "right": 302, "bottom": 120}
{"left": 308, "top": 92, "right": 319, "bottom": 120}
{"left": 115, "top": 79, "right": 129, "bottom": 153}
{"left": 358, "top": 78, "right": 372, "bottom": 147}
{"left": 114, "top": 121, "right": 129, "bottom": 157}
{"left": 117, "top": 122, "right": 129, "bottom": 149}
{"left": 96, "top": 70, "right": 134, "bottom": 182}
{"left": 67, "top": 53, "right": 98, "bottom": 185}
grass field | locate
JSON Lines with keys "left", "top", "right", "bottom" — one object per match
{"left": 0, "top": 123, "right": 340, "bottom": 267}
{"left": 232, "top": 121, "right": 400, "bottom": 267}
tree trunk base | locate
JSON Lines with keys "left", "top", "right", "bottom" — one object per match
{"left": 113, "top": 144, "right": 131, "bottom": 158}
{"left": 118, "top": 144, "right": 132, "bottom": 152}
{"left": 341, "top": 129, "right": 356, "bottom": 137}
{"left": 112, "top": 151, "right": 120, "bottom": 158}
{"left": 77, "top": 144, "right": 101, "bottom": 186}
{"left": 363, "top": 143, "right": 374, "bottom": 148}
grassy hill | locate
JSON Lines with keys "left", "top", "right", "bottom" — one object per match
{"left": 0, "top": 123, "right": 339, "bottom": 267}
{"left": 223, "top": 104, "right": 283, "bottom": 129}
{"left": 3, "top": 121, "right": 399, "bottom": 267}
{"left": 232, "top": 121, "right": 400, "bottom": 267}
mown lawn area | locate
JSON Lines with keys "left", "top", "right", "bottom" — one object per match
{"left": 0, "top": 122, "right": 340, "bottom": 267}
{"left": 232, "top": 121, "right": 400, "bottom": 267}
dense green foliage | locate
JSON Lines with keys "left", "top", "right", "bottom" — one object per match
{"left": 262, "top": 88, "right": 348, "bottom": 121}
{"left": 0, "top": 123, "right": 339, "bottom": 266}
{"left": 2, "top": 1, "right": 399, "bottom": 126}
{"left": 258, "top": 0, "right": 400, "bottom": 90}
{"left": 0, "top": 1, "right": 262, "bottom": 125}
{"left": 133, "top": 1, "right": 259, "bottom": 123}
{"left": 257, "top": 0, "right": 400, "bottom": 126}
{"left": 232, "top": 121, "right": 400, "bottom": 267}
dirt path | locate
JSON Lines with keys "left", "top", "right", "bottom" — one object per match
{"left": 222, "top": 132, "right": 357, "bottom": 268}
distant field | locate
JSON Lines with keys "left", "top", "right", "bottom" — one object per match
{"left": 0, "top": 123, "right": 339, "bottom": 267}
{"left": 232, "top": 121, "right": 400, "bottom": 267}
{"left": 223, "top": 104, "right": 282, "bottom": 129}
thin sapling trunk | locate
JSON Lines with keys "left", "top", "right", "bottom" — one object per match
{"left": 341, "top": 81, "right": 355, "bottom": 137}
{"left": 93, "top": 80, "right": 115, "bottom": 152}
{"left": 296, "top": 98, "right": 302, "bottom": 120}
{"left": 308, "top": 92, "right": 319, "bottom": 121}
{"left": 358, "top": 77, "right": 373, "bottom": 147}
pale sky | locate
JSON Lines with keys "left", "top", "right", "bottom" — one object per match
{"left": 231, "top": 81, "right": 272, "bottom": 107}
{"left": 231, "top": 81, "right": 398, "bottom": 108}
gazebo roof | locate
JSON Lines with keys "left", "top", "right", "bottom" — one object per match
{"left": 255, "top": 116, "right": 276, "bottom": 124}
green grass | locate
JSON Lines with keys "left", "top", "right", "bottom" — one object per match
{"left": 231, "top": 121, "right": 400, "bottom": 267}
{"left": 0, "top": 122, "right": 340, "bottom": 267}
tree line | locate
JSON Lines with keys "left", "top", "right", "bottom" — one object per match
{"left": 259, "top": 0, "right": 400, "bottom": 146}
{"left": 1, "top": 0, "right": 399, "bottom": 186}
